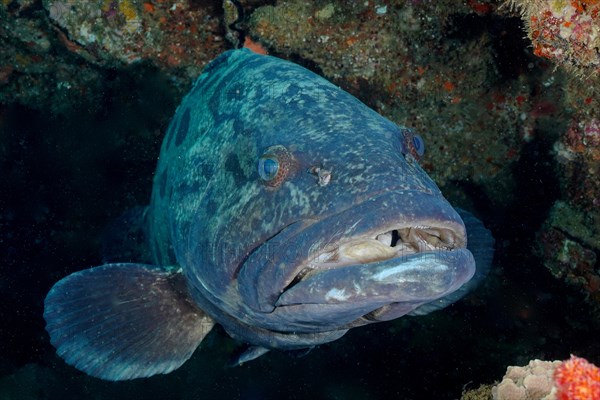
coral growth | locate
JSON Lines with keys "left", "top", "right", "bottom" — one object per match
{"left": 0, "top": 1, "right": 226, "bottom": 111}
{"left": 508, "top": 0, "right": 600, "bottom": 79}
{"left": 537, "top": 201, "right": 600, "bottom": 310}
{"left": 554, "top": 355, "right": 600, "bottom": 400}
{"left": 492, "top": 359, "right": 561, "bottom": 400}
{"left": 537, "top": 113, "right": 600, "bottom": 311}
{"left": 479, "top": 356, "right": 600, "bottom": 400}
{"left": 42, "top": 0, "right": 224, "bottom": 76}
{"left": 0, "top": 1, "right": 104, "bottom": 113}
{"left": 555, "top": 118, "right": 600, "bottom": 211}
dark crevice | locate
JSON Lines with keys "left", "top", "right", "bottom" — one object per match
{"left": 446, "top": 13, "right": 531, "bottom": 81}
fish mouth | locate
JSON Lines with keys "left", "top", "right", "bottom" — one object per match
{"left": 237, "top": 190, "right": 476, "bottom": 328}
{"left": 273, "top": 219, "right": 473, "bottom": 313}
{"left": 284, "top": 224, "right": 463, "bottom": 291}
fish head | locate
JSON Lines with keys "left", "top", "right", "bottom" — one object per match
{"left": 175, "top": 50, "right": 475, "bottom": 337}
{"left": 234, "top": 128, "right": 474, "bottom": 331}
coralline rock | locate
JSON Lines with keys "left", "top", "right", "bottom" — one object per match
{"left": 521, "top": 0, "right": 600, "bottom": 310}
{"left": 0, "top": 1, "right": 104, "bottom": 113}
{"left": 491, "top": 359, "right": 561, "bottom": 400}
{"left": 483, "top": 356, "right": 600, "bottom": 400}
{"left": 42, "top": 0, "right": 225, "bottom": 78}
{"left": 555, "top": 117, "right": 600, "bottom": 210}
{"left": 1, "top": 0, "right": 228, "bottom": 112}
{"left": 507, "top": 0, "right": 600, "bottom": 80}
{"left": 536, "top": 109, "right": 600, "bottom": 311}
{"left": 537, "top": 201, "right": 600, "bottom": 310}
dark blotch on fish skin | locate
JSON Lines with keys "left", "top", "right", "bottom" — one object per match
{"left": 204, "top": 198, "right": 218, "bottom": 217}
{"left": 196, "top": 160, "right": 213, "bottom": 180}
{"left": 175, "top": 108, "right": 191, "bottom": 147}
{"left": 159, "top": 170, "right": 168, "bottom": 198}
{"left": 180, "top": 181, "right": 201, "bottom": 204}
{"left": 225, "top": 152, "right": 245, "bottom": 186}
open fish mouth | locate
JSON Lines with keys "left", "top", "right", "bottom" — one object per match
{"left": 271, "top": 216, "right": 475, "bottom": 321}
{"left": 238, "top": 190, "right": 475, "bottom": 318}
{"left": 285, "top": 224, "right": 464, "bottom": 291}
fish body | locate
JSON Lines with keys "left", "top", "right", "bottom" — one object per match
{"left": 44, "top": 49, "right": 493, "bottom": 380}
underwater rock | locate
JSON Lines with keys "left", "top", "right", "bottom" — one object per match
{"left": 507, "top": 0, "right": 600, "bottom": 81}
{"left": 478, "top": 356, "right": 600, "bottom": 400}
{"left": 42, "top": 0, "right": 225, "bottom": 77}
{"left": 537, "top": 201, "right": 600, "bottom": 310}
{"left": 555, "top": 117, "right": 600, "bottom": 211}
{"left": 0, "top": 0, "right": 227, "bottom": 113}
{"left": 536, "top": 112, "right": 600, "bottom": 312}
{"left": 0, "top": 2, "right": 104, "bottom": 113}
{"left": 491, "top": 359, "right": 561, "bottom": 400}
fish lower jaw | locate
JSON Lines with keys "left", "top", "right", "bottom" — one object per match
{"left": 290, "top": 225, "right": 463, "bottom": 285}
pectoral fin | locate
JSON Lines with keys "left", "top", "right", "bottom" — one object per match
{"left": 227, "top": 345, "right": 270, "bottom": 367}
{"left": 44, "top": 263, "right": 214, "bottom": 380}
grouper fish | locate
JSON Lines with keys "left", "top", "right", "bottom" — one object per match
{"left": 44, "top": 49, "right": 494, "bottom": 381}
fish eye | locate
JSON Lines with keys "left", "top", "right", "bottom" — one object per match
{"left": 412, "top": 134, "right": 425, "bottom": 158}
{"left": 258, "top": 157, "right": 279, "bottom": 181}
{"left": 400, "top": 128, "right": 425, "bottom": 161}
{"left": 258, "top": 145, "right": 293, "bottom": 187}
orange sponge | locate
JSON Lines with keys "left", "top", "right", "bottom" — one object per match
{"left": 554, "top": 355, "right": 600, "bottom": 400}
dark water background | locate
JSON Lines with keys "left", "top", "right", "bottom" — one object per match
{"left": 1, "top": 25, "right": 599, "bottom": 400}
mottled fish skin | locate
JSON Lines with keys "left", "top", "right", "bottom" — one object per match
{"left": 146, "top": 49, "right": 476, "bottom": 350}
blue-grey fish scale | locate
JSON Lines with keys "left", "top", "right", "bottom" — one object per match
{"left": 147, "top": 49, "right": 446, "bottom": 344}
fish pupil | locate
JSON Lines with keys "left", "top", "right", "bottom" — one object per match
{"left": 258, "top": 157, "right": 279, "bottom": 180}
{"left": 412, "top": 134, "right": 425, "bottom": 157}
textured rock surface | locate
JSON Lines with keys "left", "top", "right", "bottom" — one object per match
{"left": 491, "top": 359, "right": 560, "bottom": 400}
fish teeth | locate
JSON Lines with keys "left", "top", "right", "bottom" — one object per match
{"left": 339, "top": 239, "right": 396, "bottom": 263}
{"left": 309, "top": 224, "right": 458, "bottom": 271}
{"left": 375, "top": 233, "right": 392, "bottom": 246}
